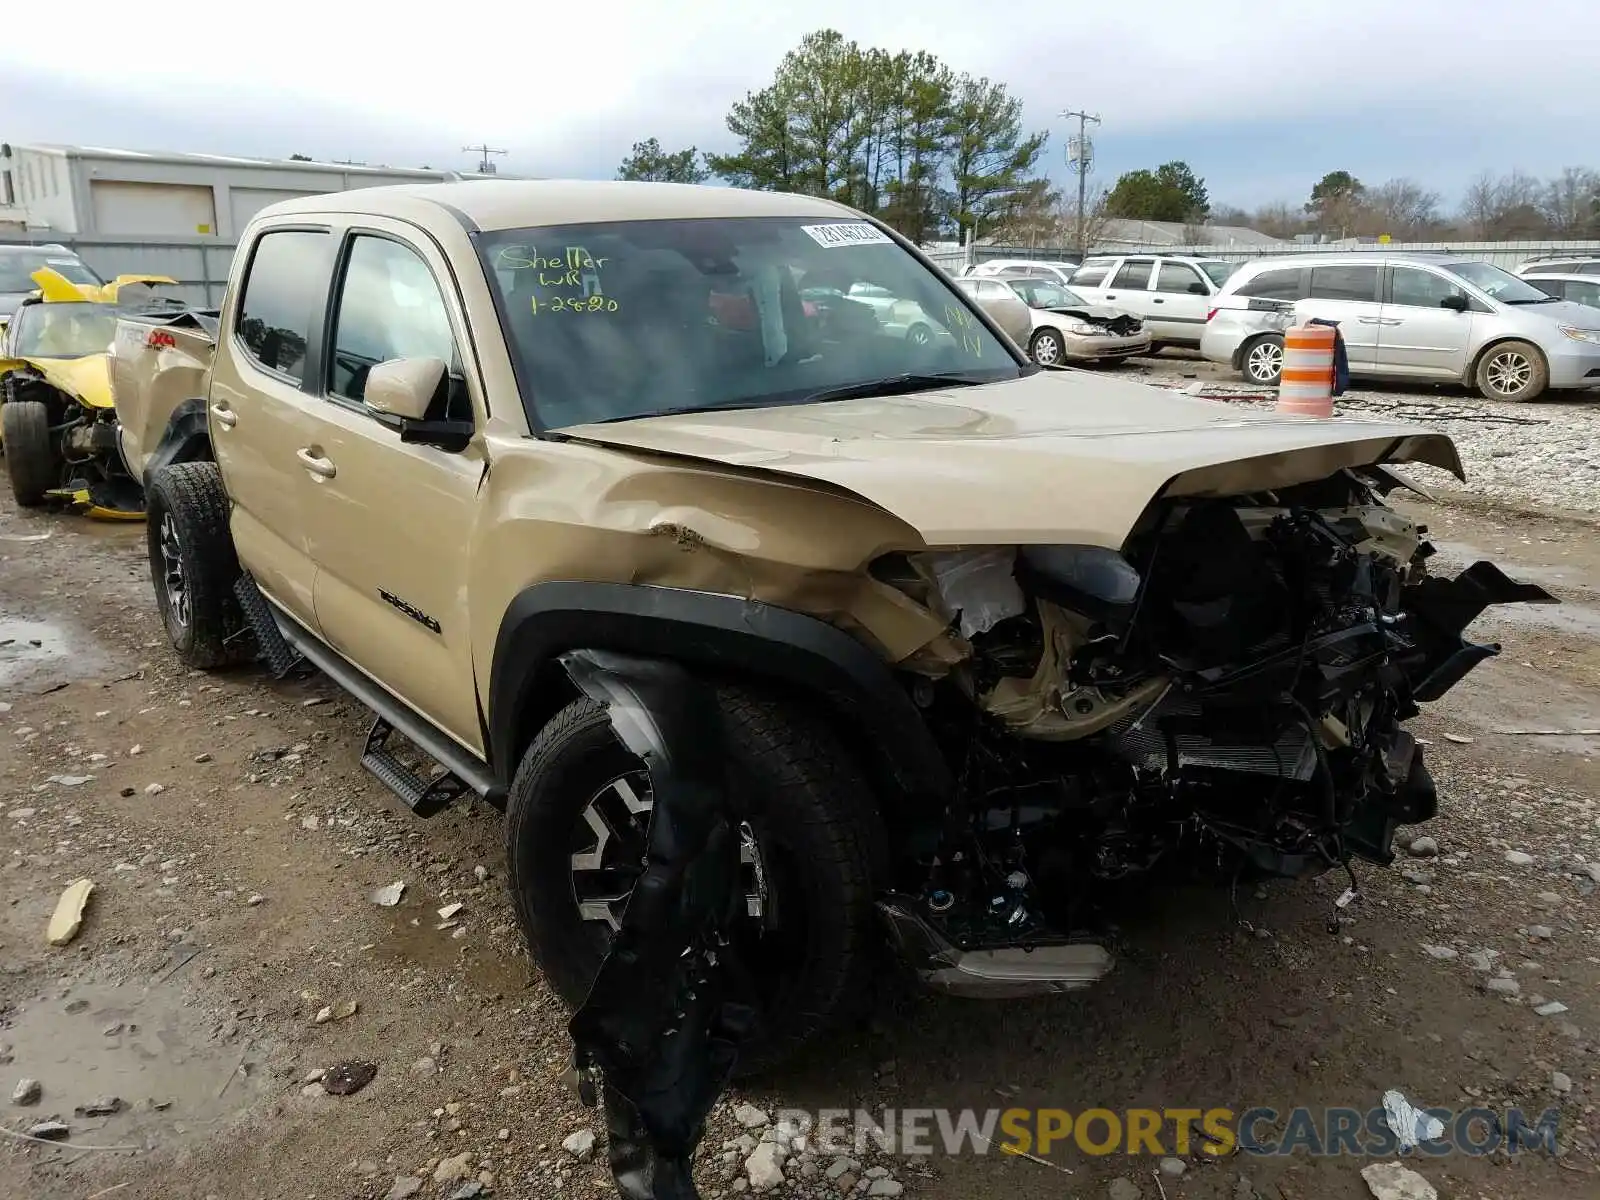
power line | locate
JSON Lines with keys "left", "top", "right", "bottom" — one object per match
{"left": 1060, "top": 109, "right": 1102, "bottom": 255}
{"left": 462, "top": 144, "right": 507, "bottom": 175}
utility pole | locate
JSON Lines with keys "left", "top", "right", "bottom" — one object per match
{"left": 1060, "top": 109, "right": 1101, "bottom": 256}
{"left": 462, "top": 144, "right": 507, "bottom": 175}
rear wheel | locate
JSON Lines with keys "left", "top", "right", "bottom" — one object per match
{"left": 144, "top": 462, "right": 249, "bottom": 670}
{"left": 1242, "top": 335, "right": 1285, "bottom": 385}
{"left": 505, "top": 687, "right": 882, "bottom": 1077}
{"left": 1030, "top": 328, "right": 1065, "bottom": 366}
{"left": 2, "top": 400, "right": 58, "bottom": 507}
{"left": 1475, "top": 340, "right": 1548, "bottom": 402}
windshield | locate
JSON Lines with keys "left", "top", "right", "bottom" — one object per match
{"left": 477, "top": 216, "right": 1021, "bottom": 429}
{"left": 1443, "top": 260, "right": 1555, "bottom": 304}
{"left": 1198, "top": 260, "right": 1237, "bottom": 286}
{"left": 9, "top": 302, "right": 120, "bottom": 359}
{"left": 1006, "top": 279, "right": 1086, "bottom": 309}
{"left": 0, "top": 251, "right": 104, "bottom": 292}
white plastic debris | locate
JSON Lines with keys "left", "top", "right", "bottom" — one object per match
{"left": 1361, "top": 1161, "right": 1437, "bottom": 1200}
{"left": 924, "top": 548, "right": 1026, "bottom": 639}
{"left": 371, "top": 882, "right": 406, "bottom": 907}
{"left": 437, "top": 903, "right": 464, "bottom": 921}
{"left": 47, "top": 879, "right": 95, "bottom": 946}
{"left": 47, "top": 774, "right": 94, "bottom": 787}
{"left": 1381, "top": 1091, "right": 1443, "bottom": 1150}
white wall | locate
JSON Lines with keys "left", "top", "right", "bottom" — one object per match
{"left": 12, "top": 148, "right": 77, "bottom": 231}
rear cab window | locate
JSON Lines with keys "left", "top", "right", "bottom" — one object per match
{"left": 235, "top": 229, "right": 332, "bottom": 383}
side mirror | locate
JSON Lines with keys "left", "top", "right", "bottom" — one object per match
{"left": 1440, "top": 294, "right": 1469, "bottom": 313}
{"left": 1187, "top": 282, "right": 1208, "bottom": 295}
{"left": 366, "top": 357, "right": 444, "bottom": 421}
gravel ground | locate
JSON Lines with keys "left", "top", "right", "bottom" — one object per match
{"left": 1126, "top": 354, "right": 1600, "bottom": 517}
{"left": 5, "top": 421, "right": 1600, "bottom": 1200}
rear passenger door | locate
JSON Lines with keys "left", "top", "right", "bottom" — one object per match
{"left": 1148, "top": 260, "right": 1213, "bottom": 345}
{"left": 1296, "top": 263, "right": 1383, "bottom": 370}
{"left": 209, "top": 225, "right": 337, "bottom": 633}
{"left": 1099, "top": 257, "right": 1158, "bottom": 327}
{"left": 299, "top": 224, "right": 488, "bottom": 753}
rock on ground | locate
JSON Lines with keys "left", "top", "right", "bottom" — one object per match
{"left": 1361, "top": 1160, "right": 1438, "bottom": 1200}
{"left": 562, "top": 1128, "right": 596, "bottom": 1160}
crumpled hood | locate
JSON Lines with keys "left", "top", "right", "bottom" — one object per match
{"left": 559, "top": 369, "right": 1464, "bottom": 548}
{"left": 1045, "top": 304, "right": 1131, "bottom": 323}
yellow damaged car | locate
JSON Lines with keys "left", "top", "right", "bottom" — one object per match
{"left": 0, "top": 266, "right": 178, "bottom": 516}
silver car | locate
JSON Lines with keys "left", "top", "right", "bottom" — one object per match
{"left": 0, "top": 244, "right": 104, "bottom": 328}
{"left": 1523, "top": 273, "right": 1600, "bottom": 310}
{"left": 1200, "top": 252, "right": 1600, "bottom": 401}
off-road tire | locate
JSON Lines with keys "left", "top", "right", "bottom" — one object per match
{"left": 1474, "top": 339, "right": 1549, "bottom": 402}
{"left": 144, "top": 462, "right": 249, "bottom": 670}
{"left": 1241, "top": 334, "right": 1285, "bottom": 386}
{"left": 2, "top": 400, "right": 57, "bottom": 507}
{"left": 505, "top": 686, "right": 882, "bottom": 1077}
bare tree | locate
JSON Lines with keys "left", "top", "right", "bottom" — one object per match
{"left": 1541, "top": 167, "right": 1600, "bottom": 237}
{"left": 1251, "top": 200, "right": 1305, "bottom": 240}
{"left": 1458, "top": 170, "right": 1551, "bottom": 239}
{"left": 1364, "top": 178, "right": 1442, "bottom": 239}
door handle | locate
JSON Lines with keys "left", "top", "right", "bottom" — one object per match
{"left": 1105, "top": 294, "right": 1118, "bottom": 299}
{"left": 1151, "top": 298, "right": 1165, "bottom": 304}
{"left": 296, "top": 448, "right": 337, "bottom": 479}
{"left": 1358, "top": 316, "right": 1383, "bottom": 324}
{"left": 209, "top": 403, "right": 237, "bottom": 428}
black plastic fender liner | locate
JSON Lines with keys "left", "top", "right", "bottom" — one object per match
{"left": 487, "top": 582, "right": 954, "bottom": 801}
{"left": 560, "top": 650, "right": 755, "bottom": 1200}
{"left": 140, "top": 397, "right": 212, "bottom": 486}
{"left": 1402, "top": 560, "right": 1559, "bottom": 702}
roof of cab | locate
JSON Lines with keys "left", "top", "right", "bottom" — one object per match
{"left": 253, "top": 180, "right": 861, "bottom": 232}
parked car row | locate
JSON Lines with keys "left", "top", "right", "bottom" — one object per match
{"left": 1198, "top": 251, "right": 1600, "bottom": 402}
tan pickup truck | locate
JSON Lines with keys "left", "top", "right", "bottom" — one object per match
{"left": 108, "top": 179, "right": 1552, "bottom": 1070}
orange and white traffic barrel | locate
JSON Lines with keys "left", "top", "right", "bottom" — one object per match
{"left": 1277, "top": 324, "right": 1336, "bottom": 417}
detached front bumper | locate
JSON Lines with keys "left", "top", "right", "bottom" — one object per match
{"left": 1064, "top": 331, "right": 1152, "bottom": 360}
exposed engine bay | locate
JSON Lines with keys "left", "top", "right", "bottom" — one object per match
{"left": 872, "top": 467, "right": 1556, "bottom": 993}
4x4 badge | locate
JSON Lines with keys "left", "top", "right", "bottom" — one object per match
{"left": 379, "top": 589, "right": 441, "bottom": 634}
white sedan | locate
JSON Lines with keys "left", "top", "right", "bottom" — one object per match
{"left": 1001, "top": 277, "right": 1152, "bottom": 366}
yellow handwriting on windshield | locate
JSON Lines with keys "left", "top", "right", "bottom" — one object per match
{"left": 944, "top": 304, "right": 983, "bottom": 356}
{"left": 507, "top": 244, "right": 616, "bottom": 316}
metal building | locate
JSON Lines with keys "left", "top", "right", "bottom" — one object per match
{"left": 0, "top": 143, "right": 460, "bottom": 238}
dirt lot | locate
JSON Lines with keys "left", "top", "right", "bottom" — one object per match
{"left": 5, "top": 425, "right": 1600, "bottom": 1199}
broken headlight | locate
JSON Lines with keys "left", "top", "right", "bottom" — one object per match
{"left": 909, "top": 545, "right": 1143, "bottom": 638}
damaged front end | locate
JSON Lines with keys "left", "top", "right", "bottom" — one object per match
{"left": 872, "top": 467, "right": 1555, "bottom": 994}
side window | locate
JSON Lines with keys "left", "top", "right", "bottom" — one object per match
{"left": 1525, "top": 278, "right": 1564, "bottom": 298}
{"left": 1110, "top": 259, "right": 1154, "bottom": 290}
{"left": 1235, "top": 268, "right": 1302, "bottom": 300}
{"left": 235, "top": 230, "right": 329, "bottom": 383}
{"left": 1308, "top": 264, "right": 1379, "bottom": 303}
{"left": 1572, "top": 281, "right": 1600, "bottom": 308}
{"left": 1581, "top": 263, "right": 1600, "bottom": 277}
{"left": 327, "top": 235, "right": 464, "bottom": 417}
{"left": 1155, "top": 262, "right": 1204, "bottom": 294}
{"left": 1071, "top": 259, "right": 1117, "bottom": 287}
{"left": 1389, "top": 267, "right": 1466, "bottom": 309}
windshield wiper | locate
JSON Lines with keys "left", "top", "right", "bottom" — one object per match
{"left": 1505, "top": 296, "right": 1560, "bottom": 304}
{"left": 798, "top": 371, "right": 995, "bottom": 404}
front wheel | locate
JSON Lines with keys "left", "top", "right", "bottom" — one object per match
{"left": 1242, "top": 335, "right": 1285, "bottom": 385}
{"left": 1030, "top": 328, "right": 1065, "bottom": 366}
{"left": 1475, "top": 340, "right": 1548, "bottom": 402}
{"left": 144, "top": 462, "right": 249, "bottom": 670}
{"left": 2, "top": 400, "right": 58, "bottom": 507}
{"left": 505, "top": 687, "right": 882, "bottom": 1077}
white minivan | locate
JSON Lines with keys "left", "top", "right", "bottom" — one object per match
{"left": 1200, "top": 252, "right": 1600, "bottom": 401}
{"left": 1066, "top": 254, "right": 1238, "bottom": 349}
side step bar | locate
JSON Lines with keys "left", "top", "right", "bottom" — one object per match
{"left": 243, "top": 577, "right": 498, "bottom": 816}
{"left": 361, "top": 716, "right": 470, "bottom": 818}
{"left": 234, "top": 574, "right": 306, "bottom": 679}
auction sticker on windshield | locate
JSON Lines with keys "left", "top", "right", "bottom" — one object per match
{"left": 801, "top": 223, "right": 893, "bottom": 248}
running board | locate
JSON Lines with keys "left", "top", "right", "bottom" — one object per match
{"left": 261, "top": 595, "right": 499, "bottom": 812}
{"left": 362, "top": 716, "right": 470, "bottom": 817}
{"left": 233, "top": 573, "right": 306, "bottom": 679}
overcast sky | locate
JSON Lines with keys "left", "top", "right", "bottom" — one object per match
{"left": 2, "top": 0, "right": 1594, "bottom": 213}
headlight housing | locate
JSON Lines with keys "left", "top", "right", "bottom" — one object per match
{"left": 1558, "top": 325, "right": 1600, "bottom": 346}
{"left": 907, "top": 545, "right": 1143, "bottom": 639}
{"left": 1063, "top": 322, "right": 1100, "bottom": 337}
